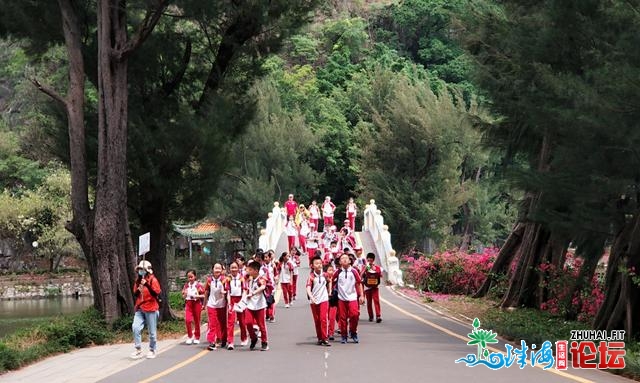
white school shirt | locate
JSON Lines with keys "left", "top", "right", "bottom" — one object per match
{"left": 247, "top": 277, "right": 267, "bottom": 311}
{"left": 293, "top": 260, "right": 299, "bottom": 276}
{"left": 336, "top": 267, "right": 360, "bottom": 302}
{"left": 307, "top": 271, "right": 329, "bottom": 304}
{"left": 207, "top": 276, "right": 227, "bottom": 308}
{"left": 299, "top": 221, "right": 311, "bottom": 237}
{"left": 185, "top": 281, "right": 199, "bottom": 300}
{"left": 227, "top": 275, "right": 244, "bottom": 297}
{"left": 309, "top": 205, "right": 320, "bottom": 219}
{"left": 280, "top": 260, "right": 294, "bottom": 283}
{"left": 322, "top": 202, "right": 334, "bottom": 217}
{"left": 347, "top": 203, "right": 356, "bottom": 214}
{"left": 285, "top": 221, "right": 298, "bottom": 236}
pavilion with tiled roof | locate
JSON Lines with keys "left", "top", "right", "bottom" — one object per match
{"left": 173, "top": 220, "right": 242, "bottom": 262}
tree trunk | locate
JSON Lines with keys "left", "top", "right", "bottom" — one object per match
{"left": 561, "top": 237, "right": 604, "bottom": 320}
{"left": 500, "top": 222, "right": 552, "bottom": 308}
{"left": 139, "top": 198, "right": 175, "bottom": 321}
{"left": 93, "top": 0, "right": 134, "bottom": 323}
{"left": 594, "top": 213, "right": 640, "bottom": 338}
{"left": 473, "top": 222, "right": 524, "bottom": 298}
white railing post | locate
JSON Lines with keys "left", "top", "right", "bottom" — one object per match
{"left": 362, "top": 199, "right": 404, "bottom": 286}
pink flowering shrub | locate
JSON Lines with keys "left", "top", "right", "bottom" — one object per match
{"left": 402, "top": 248, "right": 498, "bottom": 295}
{"left": 538, "top": 253, "right": 605, "bottom": 323}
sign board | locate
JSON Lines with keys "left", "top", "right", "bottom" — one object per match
{"left": 138, "top": 232, "right": 150, "bottom": 256}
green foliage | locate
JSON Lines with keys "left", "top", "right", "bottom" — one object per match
{"left": 481, "top": 307, "right": 590, "bottom": 347}
{"left": 168, "top": 291, "right": 185, "bottom": 311}
{"left": 357, "top": 70, "right": 487, "bottom": 249}
{"left": 0, "top": 308, "right": 112, "bottom": 373}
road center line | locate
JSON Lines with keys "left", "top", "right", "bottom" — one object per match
{"left": 139, "top": 328, "right": 240, "bottom": 383}
{"left": 380, "top": 296, "right": 594, "bottom": 383}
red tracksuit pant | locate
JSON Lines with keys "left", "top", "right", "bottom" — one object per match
{"left": 364, "top": 288, "right": 381, "bottom": 319}
{"left": 288, "top": 235, "right": 296, "bottom": 250}
{"left": 281, "top": 282, "right": 293, "bottom": 304}
{"left": 348, "top": 214, "right": 356, "bottom": 231}
{"left": 245, "top": 308, "right": 268, "bottom": 343}
{"left": 227, "top": 296, "right": 247, "bottom": 344}
{"left": 310, "top": 301, "right": 329, "bottom": 341}
{"left": 337, "top": 299, "right": 360, "bottom": 337}
{"left": 298, "top": 235, "right": 307, "bottom": 252}
{"left": 185, "top": 300, "right": 202, "bottom": 339}
{"left": 207, "top": 306, "right": 227, "bottom": 344}
{"left": 292, "top": 275, "right": 298, "bottom": 298}
{"left": 328, "top": 305, "right": 337, "bottom": 338}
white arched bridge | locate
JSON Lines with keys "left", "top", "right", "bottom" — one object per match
{"left": 258, "top": 199, "right": 404, "bottom": 286}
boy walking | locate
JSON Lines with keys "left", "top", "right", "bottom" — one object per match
{"left": 332, "top": 253, "right": 364, "bottom": 343}
{"left": 306, "top": 255, "right": 331, "bottom": 346}
{"left": 362, "top": 253, "right": 383, "bottom": 323}
{"left": 244, "top": 260, "right": 269, "bottom": 351}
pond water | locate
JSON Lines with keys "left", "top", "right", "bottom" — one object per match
{"left": 0, "top": 296, "right": 94, "bottom": 338}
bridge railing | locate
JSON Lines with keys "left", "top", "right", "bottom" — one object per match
{"left": 259, "top": 202, "right": 286, "bottom": 252}
{"left": 363, "top": 200, "right": 404, "bottom": 286}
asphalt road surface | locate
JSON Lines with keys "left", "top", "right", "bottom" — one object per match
{"left": 100, "top": 265, "right": 632, "bottom": 383}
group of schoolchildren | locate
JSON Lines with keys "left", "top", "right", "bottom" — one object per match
{"left": 130, "top": 195, "right": 383, "bottom": 358}
{"left": 284, "top": 194, "right": 359, "bottom": 264}
{"left": 177, "top": 194, "right": 384, "bottom": 352}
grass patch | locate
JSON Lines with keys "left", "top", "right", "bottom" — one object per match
{"left": 0, "top": 308, "right": 112, "bottom": 373}
{"left": 480, "top": 307, "right": 590, "bottom": 346}
{"left": 0, "top": 304, "right": 189, "bottom": 373}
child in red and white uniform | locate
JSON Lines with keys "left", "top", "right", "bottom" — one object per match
{"left": 298, "top": 216, "right": 310, "bottom": 253}
{"left": 182, "top": 269, "right": 205, "bottom": 345}
{"left": 329, "top": 240, "right": 341, "bottom": 261}
{"left": 361, "top": 253, "right": 383, "bottom": 323}
{"left": 278, "top": 252, "right": 295, "bottom": 308}
{"left": 306, "top": 255, "right": 331, "bottom": 347}
{"left": 260, "top": 251, "right": 277, "bottom": 322}
{"left": 204, "top": 263, "right": 227, "bottom": 350}
{"left": 346, "top": 198, "right": 357, "bottom": 231}
{"left": 225, "top": 261, "right": 248, "bottom": 349}
{"left": 306, "top": 235, "right": 319, "bottom": 260}
{"left": 308, "top": 200, "right": 320, "bottom": 231}
{"left": 322, "top": 226, "right": 337, "bottom": 250}
{"left": 321, "top": 196, "right": 336, "bottom": 229}
{"left": 333, "top": 254, "right": 364, "bottom": 344}
{"left": 339, "top": 221, "right": 356, "bottom": 249}
{"left": 285, "top": 216, "right": 298, "bottom": 251}
{"left": 292, "top": 249, "right": 301, "bottom": 301}
{"left": 285, "top": 194, "right": 298, "bottom": 219}
{"left": 244, "top": 260, "right": 269, "bottom": 351}
{"left": 325, "top": 263, "right": 338, "bottom": 341}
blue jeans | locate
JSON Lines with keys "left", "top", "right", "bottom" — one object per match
{"left": 132, "top": 310, "right": 159, "bottom": 351}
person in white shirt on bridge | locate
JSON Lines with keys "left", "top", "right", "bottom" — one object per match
{"left": 308, "top": 200, "right": 320, "bottom": 231}
{"left": 285, "top": 216, "right": 298, "bottom": 251}
{"left": 321, "top": 196, "right": 336, "bottom": 229}
{"left": 332, "top": 253, "right": 364, "bottom": 344}
{"left": 346, "top": 197, "right": 357, "bottom": 231}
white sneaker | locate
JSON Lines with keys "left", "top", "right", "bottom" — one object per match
{"left": 130, "top": 349, "right": 143, "bottom": 359}
{"left": 146, "top": 350, "right": 156, "bottom": 359}
{"left": 285, "top": 304, "right": 290, "bottom": 308}
{"left": 240, "top": 339, "right": 249, "bottom": 347}
{"left": 185, "top": 337, "right": 193, "bottom": 345}
{"left": 193, "top": 339, "right": 200, "bottom": 344}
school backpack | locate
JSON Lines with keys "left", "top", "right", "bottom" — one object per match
{"left": 363, "top": 266, "right": 381, "bottom": 288}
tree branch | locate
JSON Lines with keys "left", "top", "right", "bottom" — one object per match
{"left": 114, "top": 0, "right": 168, "bottom": 61}
{"left": 162, "top": 38, "right": 192, "bottom": 96}
{"left": 31, "top": 78, "right": 68, "bottom": 107}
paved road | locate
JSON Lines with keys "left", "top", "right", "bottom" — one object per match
{"left": 99, "top": 265, "right": 632, "bottom": 383}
